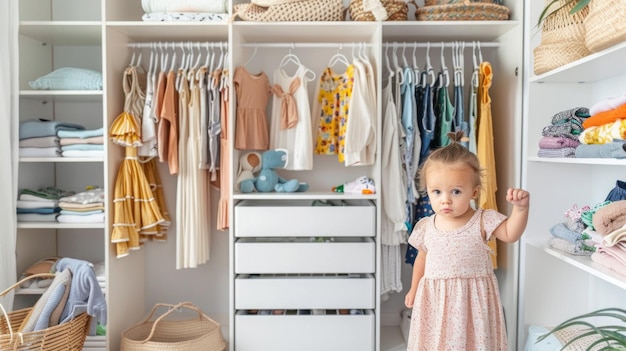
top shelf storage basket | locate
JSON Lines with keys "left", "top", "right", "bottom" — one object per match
{"left": 416, "top": 0, "right": 509, "bottom": 21}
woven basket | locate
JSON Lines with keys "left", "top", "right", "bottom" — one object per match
{"left": 584, "top": 0, "right": 626, "bottom": 53}
{"left": 120, "top": 302, "right": 226, "bottom": 351}
{"left": 349, "top": 0, "right": 408, "bottom": 21}
{"left": 0, "top": 274, "right": 90, "bottom": 351}
{"left": 533, "top": 0, "right": 590, "bottom": 75}
{"left": 416, "top": 0, "right": 509, "bottom": 21}
{"left": 233, "top": 0, "right": 344, "bottom": 21}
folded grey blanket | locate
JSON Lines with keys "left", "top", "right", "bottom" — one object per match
{"left": 575, "top": 141, "right": 626, "bottom": 159}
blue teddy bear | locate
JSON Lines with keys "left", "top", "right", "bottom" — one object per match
{"left": 239, "top": 149, "right": 309, "bottom": 193}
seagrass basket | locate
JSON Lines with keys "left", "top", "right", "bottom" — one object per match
{"left": 533, "top": 0, "right": 591, "bottom": 75}
{"left": 349, "top": 0, "right": 409, "bottom": 21}
{"left": 120, "top": 302, "right": 226, "bottom": 351}
{"left": 584, "top": 0, "right": 626, "bottom": 53}
{"left": 233, "top": 0, "right": 344, "bottom": 21}
{"left": 416, "top": 0, "right": 509, "bottom": 21}
{"left": 0, "top": 274, "right": 91, "bottom": 351}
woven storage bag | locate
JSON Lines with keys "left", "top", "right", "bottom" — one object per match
{"left": 416, "top": 0, "right": 509, "bottom": 21}
{"left": 233, "top": 0, "right": 344, "bottom": 21}
{"left": 584, "top": 0, "right": 626, "bottom": 53}
{"left": 533, "top": 0, "right": 590, "bottom": 75}
{"left": 349, "top": 0, "right": 408, "bottom": 21}
{"left": 121, "top": 302, "right": 226, "bottom": 351}
{"left": 0, "top": 274, "right": 90, "bottom": 351}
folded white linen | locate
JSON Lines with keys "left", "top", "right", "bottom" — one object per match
{"left": 142, "top": 0, "right": 226, "bottom": 14}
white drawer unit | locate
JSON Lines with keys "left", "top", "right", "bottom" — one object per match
{"left": 235, "top": 310, "right": 375, "bottom": 351}
{"left": 234, "top": 199, "right": 376, "bottom": 238}
{"left": 233, "top": 199, "right": 377, "bottom": 350}
{"left": 234, "top": 237, "right": 375, "bottom": 274}
{"left": 235, "top": 274, "right": 375, "bottom": 310}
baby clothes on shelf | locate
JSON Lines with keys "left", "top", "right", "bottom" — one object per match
{"left": 58, "top": 127, "right": 105, "bottom": 158}
{"left": 19, "top": 119, "right": 86, "bottom": 158}
{"left": 537, "top": 107, "right": 589, "bottom": 158}
{"left": 234, "top": 66, "right": 271, "bottom": 151}
{"left": 16, "top": 186, "right": 74, "bottom": 222}
{"left": 56, "top": 187, "right": 105, "bottom": 224}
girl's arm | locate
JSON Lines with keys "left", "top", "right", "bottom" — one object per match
{"left": 493, "top": 188, "right": 530, "bottom": 243}
{"left": 405, "top": 249, "right": 426, "bottom": 308}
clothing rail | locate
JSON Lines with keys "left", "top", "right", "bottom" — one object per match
{"left": 239, "top": 41, "right": 499, "bottom": 49}
{"left": 127, "top": 41, "right": 228, "bottom": 49}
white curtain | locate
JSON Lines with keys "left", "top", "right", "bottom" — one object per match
{"left": 0, "top": 0, "right": 19, "bottom": 309}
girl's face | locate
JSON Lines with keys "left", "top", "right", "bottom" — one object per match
{"left": 425, "top": 162, "right": 480, "bottom": 225}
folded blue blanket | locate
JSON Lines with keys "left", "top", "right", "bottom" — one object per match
{"left": 19, "top": 119, "right": 84, "bottom": 140}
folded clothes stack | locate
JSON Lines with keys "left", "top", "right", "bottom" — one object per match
{"left": 141, "top": 0, "right": 227, "bottom": 22}
{"left": 16, "top": 186, "right": 74, "bottom": 222}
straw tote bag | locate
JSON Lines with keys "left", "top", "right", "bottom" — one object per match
{"left": 120, "top": 302, "right": 226, "bottom": 351}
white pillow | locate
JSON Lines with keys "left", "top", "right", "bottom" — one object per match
{"left": 28, "top": 67, "right": 102, "bottom": 90}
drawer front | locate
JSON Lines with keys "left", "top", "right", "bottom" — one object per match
{"left": 234, "top": 199, "right": 375, "bottom": 238}
{"left": 234, "top": 238, "right": 375, "bottom": 274}
{"left": 235, "top": 274, "right": 375, "bottom": 309}
{"left": 235, "top": 312, "right": 375, "bottom": 351}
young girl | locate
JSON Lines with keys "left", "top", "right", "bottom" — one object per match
{"left": 404, "top": 131, "right": 530, "bottom": 350}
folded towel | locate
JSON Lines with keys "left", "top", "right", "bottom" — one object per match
{"left": 19, "top": 147, "right": 60, "bottom": 158}
{"left": 57, "top": 127, "right": 104, "bottom": 139}
{"left": 592, "top": 200, "right": 626, "bottom": 235}
{"left": 550, "top": 222, "right": 589, "bottom": 244}
{"left": 575, "top": 141, "right": 626, "bottom": 158}
{"left": 19, "top": 119, "right": 84, "bottom": 140}
{"left": 59, "top": 136, "right": 104, "bottom": 146}
{"left": 16, "top": 199, "right": 59, "bottom": 209}
{"left": 591, "top": 245, "right": 626, "bottom": 277}
{"left": 59, "top": 188, "right": 104, "bottom": 205}
{"left": 537, "top": 136, "right": 580, "bottom": 149}
{"left": 548, "top": 237, "right": 595, "bottom": 256}
{"left": 61, "top": 150, "right": 104, "bottom": 158}
{"left": 57, "top": 213, "right": 105, "bottom": 223}
{"left": 602, "top": 223, "right": 626, "bottom": 247}
{"left": 20, "top": 187, "right": 74, "bottom": 201}
{"left": 19, "top": 136, "right": 60, "bottom": 148}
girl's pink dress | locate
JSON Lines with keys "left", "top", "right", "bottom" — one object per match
{"left": 407, "top": 208, "right": 508, "bottom": 350}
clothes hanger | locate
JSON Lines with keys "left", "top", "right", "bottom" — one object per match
{"left": 385, "top": 43, "right": 394, "bottom": 81}
{"left": 328, "top": 44, "right": 350, "bottom": 70}
{"left": 412, "top": 41, "right": 420, "bottom": 84}
{"left": 439, "top": 42, "right": 450, "bottom": 88}
{"left": 279, "top": 43, "right": 301, "bottom": 70}
{"left": 401, "top": 42, "right": 412, "bottom": 84}
{"left": 472, "top": 41, "right": 480, "bottom": 89}
{"left": 168, "top": 42, "right": 178, "bottom": 72}
{"left": 243, "top": 43, "right": 257, "bottom": 67}
{"left": 424, "top": 42, "right": 436, "bottom": 88}
{"left": 392, "top": 42, "right": 404, "bottom": 85}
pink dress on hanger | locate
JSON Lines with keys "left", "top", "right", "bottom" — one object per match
{"left": 233, "top": 66, "right": 271, "bottom": 150}
{"left": 406, "top": 209, "right": 508, "bottom": 351}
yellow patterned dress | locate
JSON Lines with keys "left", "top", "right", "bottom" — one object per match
{"left": 313, "top": 65, "right": 355, "bottom": 163}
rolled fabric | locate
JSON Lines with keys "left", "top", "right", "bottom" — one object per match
{"left": 592, "top": 200, "right": 626, "bottom": 235}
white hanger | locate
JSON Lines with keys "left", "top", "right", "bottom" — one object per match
{"left": 392, "top": 42, "right": 404, "bottom": 84}
{"left": 439, "top": 42, "right": 450, "bottom": 88}
{"left": 328, "top": 44, "right": 350, "bottom": 70}
{"left": 279, "top": 43, "right": 301, "bottom": 70}
{"left": 192, "top": 42, "right": 203, "bottom": 71}
{"left": 424, "top": 42, "right": 436, "bottom": 87}
{"left": 412, "top": 41, "right": 420, "bottom": 84}
{"left": 472, "top": 41, "right": 481, "bottom": 89}
{"left": 159, "top": 42, "right": 168, "bottom": 73}
{"left": 243, "top": 43, "right": 257, "bottom": 67}
{"left": 385, "top": 44, "right": 394, "bottom": 80}
{"left": 169, "top": 42, "right": 178, "bottom": 72}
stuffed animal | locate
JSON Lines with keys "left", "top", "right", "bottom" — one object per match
{"left": 239, "top": 149, "right": 309, "bottom": 193}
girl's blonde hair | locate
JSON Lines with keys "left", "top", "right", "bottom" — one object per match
{"left": 418, "top": 131, "right": 483, "bottom": 194}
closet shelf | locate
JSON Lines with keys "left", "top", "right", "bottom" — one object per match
{"left": 528, "top": 156, "right": 626, "bottom": 166}
{"left": 19, "top": 21, "right": 102, "bottom": 45}
{"left": 524, "top": 236, "right": 626, "bottom": 290}
{"left": 19, "top": 90, "right": 103, "bottom": 103}
{"left": 233, "top": 22, "right": 379, "bottom": 42}
{"left": 382, "top": 21, "right": 519, "bottom": 42}
{"left": 531, "top": 41, "right": 626, "bottom": 84}
{"left": 17, "top": 222, "right": 106, "bottom": 229}
{"left": 106, "top": 22, "right": 228, "bottom": 41}
{"left": 233, "top": 192, "right": 379, "bottom": 201}
{"left": 19, "top": 157, "right": 104, "bottom": 163}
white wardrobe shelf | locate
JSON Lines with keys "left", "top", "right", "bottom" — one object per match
{"left": 17, "top": 222, "right": 105, "bottom": 229}
{"left": 19, "top": 157, "right": 104, "bottom": 163}
{"left": 531, "top": 40, "right": 626, "bottom": 83}
{"left": 19, "top": 21, "right": 102, "bottom": 45}
{"left": 106, "top": 22, "right": 228, "bottom": 41}
{"left": 232, "top": 22, "right": 379, "bottom": 42}
{"left": 527, "top": 156, "right": 626, "bottom": 166}
{"left": 381, "top": 20, "right": 519, "bottom": 41}
{"left": 524, "top": 236, "right": 626, "bottom": 290}
{"left": 232, "top": 192, "right": 378, "bottom": 200}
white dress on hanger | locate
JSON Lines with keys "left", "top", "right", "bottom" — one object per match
{"left": 269, "top": 64, "right": 314, "bottom": 170}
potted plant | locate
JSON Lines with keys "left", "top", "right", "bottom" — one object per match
{"left": 537, "top": 307, "right": 626, "bottom": 350}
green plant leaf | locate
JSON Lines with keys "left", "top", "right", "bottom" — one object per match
{"left": 570, "top": 0, "right": 591, "bottom": 14}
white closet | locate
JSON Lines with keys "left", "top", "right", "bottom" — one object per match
{"left": 519, "top": 2, "right": 626, "bottom": 350}
{"left": 14, "top": 0, "right": 524, "bottom": 350}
